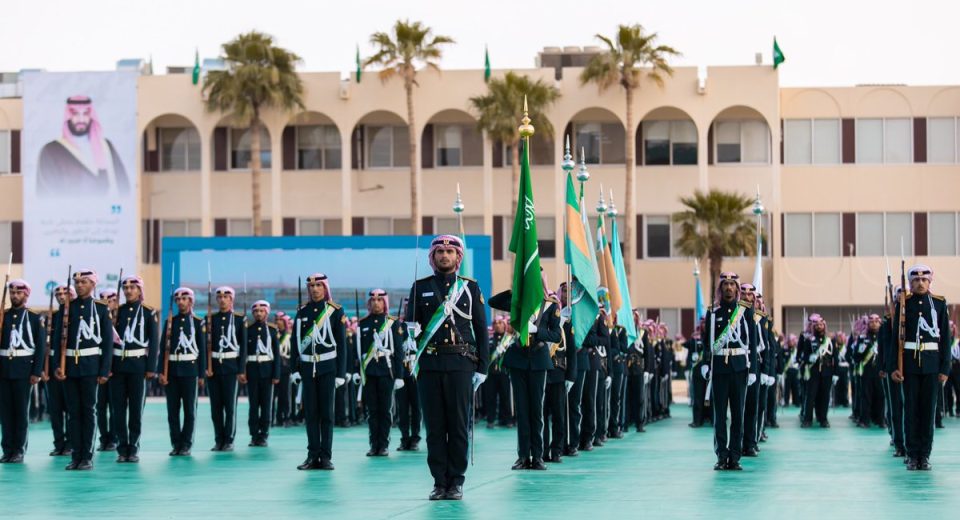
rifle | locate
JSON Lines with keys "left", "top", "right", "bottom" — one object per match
{"left": 113, "top": 268, "right": 124, "bottom": 322}
{"left": 43, "top": 284, "right": 54, "bottom": 381}
{"left": 161, "top": 263, "right": 175, "bottom": 385}
{"left": 56, "top": 266, "right": 72, "bottom": 380}
{"left": 0, "top": 253, "right": 11, "bottom": 338}
{"left": 206, "top": 263, "right": 213, "bottom": 375}
{"left": 896, "top": 238, "right": 906, "bottom": 382}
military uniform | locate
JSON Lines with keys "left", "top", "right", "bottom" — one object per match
{"left": 0, "top": 301, "right": 47, "bottom": 462}
{"left": 357, "top": 311, "right": 404, "bottom": 455}
{"left": 578, "top": 317, "right": 607, "bottom": 450}
{"left": 606, "top": 324, "right": 628, "bottom": 438}
{"left": 878, "top": 313, "right": 905, "bottom": 456}
{"left": 110, "top": 297, "right": 159, "bottom": 461}
{"left": 245, "top": 315, "right": 280, "bottom": 446}
{"left": 50, "top": 292, "right": 113, "bottom": 469}
{"left": 685, "top": 334, "right": 709, "bottom": 427}
{"left": 853, "top": 329, "right": 884, "bottom": 427}
{"left": 798, "top": 325, "right": 835, "bottom": 427}
{"left": 274, "top": 322, "right": 293, "bottom": 426}
{"left": 160, "top": 309, "right": 206, "bottom": 455}
{"left": 208, "top": 309, "right": 246, "bottom": 451}
{"left": 485, "top": 329, "right": 513, "bottom": 427}
{"left": 543, "top": 320, "right": 577, "bottom": 462}
{"left": 395, "top": 326, "right": 422, "bottom": 451}
{"left": 626, "top": 329, "right": 648, "bottom": 432}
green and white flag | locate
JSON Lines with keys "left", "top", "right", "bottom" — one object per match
{"left": 355, "top": 45, "right": 363, "bottom": 83}
{"left": 484, "top": 46, "right": 491, "bottom": 82}
{"left": 192, "top": 49, "right": 200, "bottom": 85}
{"left": 564, "top": 172, "right": 600, "bottom": 347}
{"left": 773, "top": 37, "right": 785, "bottom": 70}
{"left": 509, "top": 138, "right": 543, "bottom": 346}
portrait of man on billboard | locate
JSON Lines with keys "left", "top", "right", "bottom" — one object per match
{"left": 36, "top": 95, "right": 130, "bottom": 197}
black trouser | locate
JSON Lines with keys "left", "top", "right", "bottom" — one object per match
{"left": 834, "top": 370, "right": 850, "bottom": 406}
{"left": 803, "top": 368, "right": 833, "bottom": 424}
{"left": 0, "top": 378, "right": 32, "bottom": 456}
{"left": 884, "top": 375, "right": 905, "bottom": 450}
{"left": 483, "top": 371, "right": 511, "bottom": 425}
{"left": 626, "top": 372, "right": 645, "bottom": 429}
{"left": 509, "top": 368, "right": 546, "bottom": 460}
{"left": 302, "top": 371, "right": 335, "bottom": 461}
{"left": 247, "top": 375, "right": 274, "bottom": 442}
{"left": 274, "top": 365, "right": 291, "bottom": 424}
{"left": 566, "top": 370, "right": 586, "bottom": 450}
{"left": 608, "top": 367, "right": 625, "bottom": 435}
{"left": 785, "top": 369, "right": 801, "bottom": 406}
{"left": 207, "top": 374, "right": 238, "bottom": 447}
{"left": 903, "top": 372, "right": 940, "bottom": 460}
{"left": 946, "top": 368, "right": 960, "bottom": 414}
{"left": 712, "top": 370, "right": 747, "bottom": 463}
{"left": 95, "top": 381, "right": 115, "bottom": 446}
{"left": 579, "top": 369, "right": 598, "bottom": 448}
{"left": 743, "top": 378, "right": 759, "bottom": 449}
{"left": 165, "top": 376, "right": 198, "bottom": 450}
{"left": 418, "top": 369, "right": 472, "bottom": 488}
{"left": 765, "top": 379, "right": 778, "bottom": 425}
{"left": 396, "top": 375, "right": 421, "bottom": 445}
{"left": 595, "top": 371, "right": 608, "bottom": 442}
{"left": 109, "top": 372, "right": 146, "bottom": 457}
{"left": 47, "top": 377, "right": 70, "bottom": 451}
{"left": 860, "top": 371, "right": 885, "bottom": 426}
{"left": 363, "top": 375, "right": 394, "bottom": 451}
{"left": 756, "top": 383, "right": 768, "bottom": 437}
{"left": 543, "top": 381, "right": 567, "bottom": 459}
{"left": 691, "top": 368, "right": 708, "bottom": 426}
{"left": 64, "top": 376, "right": 99, "bottom": 462}
{"left": 335, "top": 382, "right": 348, "bottom": 425}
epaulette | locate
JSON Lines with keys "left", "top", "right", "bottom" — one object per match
{"left": 94, "top": 299, "right": 109, "bottom": 306}
{"left": 267, "top": 323, "right": 278, "bottom": 330}
{"left": 328, "top": 301, "right": 342, "bottom": 310}
{"left": 27, "top": 309, "right": 40, "bottom": 316}
{"left": 738, "top": 300, "right": 752, "bottom": 308}
{"left": 458, "top": 275, "right": 476, "bottom": 283}
{"left": 932, "top": 294, "right": 945, "bottom": 301}
{"left": 386, "top": 314, "right": 399, "bottom": 321}
{"left": 546, "top": 295, "right": 560, "bottom": 305}
{"left": 234, "top": 311, "right": 245, "bottom": 317}
{"left": 417, "top": 275, "right": 434, "bottom": 283}
{"left": 756, "top": 310, "right": 767, "bottom": 318}
{"left": 142, "top": 304, "right": 155, "bottom": 312}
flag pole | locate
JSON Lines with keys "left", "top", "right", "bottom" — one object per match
{"left": 561, "top": 136, "right": 575, "bottom": 299}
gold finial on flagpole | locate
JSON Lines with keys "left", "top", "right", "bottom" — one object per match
{"left": 518, "top": 95, "right": 535, "bottom": 138}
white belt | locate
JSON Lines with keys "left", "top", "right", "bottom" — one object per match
{"left": 904, "top": 342, "right": 939, "bottom": 352}
{"left": 212, "top": 351, "right": 239, "bottom": 360}
{"left": 0, "top": 349, "right": 34, "bottom": 358}
{"left": 66, "top": 348, "right": 100, "bottom": 357}
{"left": 171, "top": 353, "right": 198, "bottom": 362}
{"left": 719, "top": 348, "right": 746, "bottom": 356}
{"left": 114, "top": 348, "right": 146, "bottom": 358}
{"left": 300, "top": 351, "right": 337, "bottom": 363}
{"left": 248, "top": 355, "right": 274, "bottom": 363}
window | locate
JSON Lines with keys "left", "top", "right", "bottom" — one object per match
{"left": 0, "top": 221, "right": 11, "bottom": 260}
{"left": 436, "top": 125, "right": 462, "bottom": 166}
{"left": 928, "top": 212, "right": 957, "bottom": 256}
{"left": 884, "top": 213, "right": 912, "bottom": 255}
{"left": 856, "top": 213, "right": 912, "bottom": 256}
{"left": 225, "top": 219, "right": 272, "bottom": 236}
{"left": 784, "top": 214, "right": 812, "bottom": 257}
{"left": 365, "top": 217, "right": 392, "bottom": 235}
{"left": 927, "top": 118, "right": 957, "bottom": 164}
{"left": 575, "top": 122, "right": 625, "bottom": 165}
{"left": 159, "top": 127, "right": 201, "bottom": 171}
{"left": 435, "top": 216, "right": 484, "bottom": 235}
{"left": 161, "top": 220, "right": 202, "bottom": 238}
{"left": 646, "top": 216, "right": 671, "bottom": 258}
{"left": 296, "top": 125, "right": 341, "bottom": 170}
{"left": 784, "top": 119, "right": 841, "bottom": 165}
{"left": 503, "top": 135, "right": 555, "bottom": 166}
{"left": 298, "top": 218, "right": 342, "bottom": 236}
{"left": 537, "top": 216, "right": 556, "bottom": 258}
{"left": 857, "top": 213, "right": 884, "bottom": 256}
{"left": 813, "top": 119, "right": 841, "bottom": 165}
{"left": 856, "top": 118, "right": 911, "bottom": 164}
{"left": 366, "top": 126, "right": 409, "bottom": 168}
{"left": 658, "top": 309, "right": 680, "bottom": 340}
{"left": 643, "top": 120, "right": 697, "bottom": 166}
{"left": 0, "top": 130, "right": 10, "bottom": 174}
{"left": 715, "top": 120, "right": 770, "bottom": 164}
{"left": 814, "top": 213, "right": 842, "bottom": 257}
{"left": 229, "top": 127, "right": 272, "bottom": 170}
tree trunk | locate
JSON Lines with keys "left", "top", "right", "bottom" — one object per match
{"left": 250, "top": 114, "right": 262, "bottom": 237}
{"left": 405, "top": 72, "right": 421, "bottom": 235}
{"left": 709, "top": 253, "right": 723, "bottom": 307}
{"left": 623, "top": 86, "right": 635, "bottom": 280}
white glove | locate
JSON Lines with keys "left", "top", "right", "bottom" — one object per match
{"left": 808, "top": 354, "right": 818, "bottom": 363}
{"left": 350, "top": 373, "right": 360, "bottom": 385}
{"left": 857, "top": 343, "right": 866, "bottom": 354}
{"left": 290, "top": 372, "right": 302, "bottom": 384}
{"left": 565, "top": 380, "right": 574, "bottom": 393}
{"left": 692, "top": 353, "right": 699, "bottom": 363}
{"left": 472, "top": 373, "right": 487, "bottom": 392}
{"left": 394, "top": 379, "right": 405, "bottom": 390}
{"left": 644, "top": 372, "right": 653, "bottom": 384}
{"left": 604, "top": 376, "right": 612, "bottom": 389}
{"left": 406, "top": 322, "right": 422, "bottom": 339}
{"left": 335, "top": 377, "right": 346, "bottom": 388}
{"left": 748, "top": 373, "right": 757, "bottom": 386}
{"left": 528, "top": 323, "right": 538, "bottom": 334}
{"left": 701, "top": 365, "right": 710, "bottom": 381}
{"left": 832, "top": 375, "right": 839, "bottom": 384}
{"left": 560, "top": 307, "right": 572, "bottom": 320}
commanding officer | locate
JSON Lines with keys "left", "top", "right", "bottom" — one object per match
{"left": 544, "top": 283, "right": 576, "bottom": 464}
{"left": 110, "top": 276, "right": 159, "bottom": 463}
{"left": 890, "top": 265, "right": 950, "bottom": 471}
{"left": 50, "top": 269, "right": 113, "bottom": 471}
{"left": 503, "top": 274, "right": 562, "bottom": 471}
{"left": 404, "top": 235, "right": 488, "bottom": 501}
{"left": 0, "top": 280, "right": 46, "bottom": 463}
{"left": 207, "top": 286, "right": 246, "bottom": 452}
{"left": 159, "top": 287, "right": 206, "bottom": 457}
{"left": 243, "top": 300, "right": 280, "bottom": 447}
{"left": 356, "top": 289, "right": 405, "bottom": 456}
{"left": 291, "top": 273, "right": 347, "bottom": 471}
{"left": 702, "top": 272, "right": 757, "bottom": 471}
{"left": 47, "top": 285, "right": 75, "bottom": 457}
{"left": 686, "top": 324, "right": 710, "bottom": 428}
{"left": 95, "top": 289, "right": 119, "bottom": 452}
{"left": 799, "top": 314, "right": 836, "bottom": 428}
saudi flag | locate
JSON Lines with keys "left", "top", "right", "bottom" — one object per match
{"left": 509, "top": 138, "right": 543, "bottom": 346}
{"left": 192, "top": 49, "right": 200, "bottom": 86}
{"left": 609, "top": 216, "right": 638, "bottom": 345}
{"left": 773, "top": 37, "right": 785, "bottom": 70}
{"left": 355, "top": 45, "right": 362, "bottom": 83}
{"left": 564, "top": 172, "right": 600, "bottom": 347}
{"left": 484, "top": 46, "right": 491, "bottom": 82}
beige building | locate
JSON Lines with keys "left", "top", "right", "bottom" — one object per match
{"left": 0, "top": 50, "right": 958, "bottom": 335}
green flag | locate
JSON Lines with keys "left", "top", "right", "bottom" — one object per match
{"left": 509, "top": 138, "right": 543, "bottom": 346}
{"left": 564, "top": 172, "right": 600, "bottom": 347}
{"left": 191, "top": 49, "right": 200, "bottom": 86}
{"left": 609, "top": 216, "right": 638, "bottom": 345}
{"left": 484, "top": 46, "right": 491, "bottom": 82}
{"left": 355, "top": 45, "right": 362, "bottom": 83}
{"left": 773, "top": 37, "right": 785, "bottom": 70}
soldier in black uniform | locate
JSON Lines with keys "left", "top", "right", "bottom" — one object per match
{"left": 207, "top": 286, "right": 245, "bottom": 452}
{"left": 395, "top": 311, "right": 422, "bottom": 452}
{"left": 291, "top": 273, "right": 347, "bottom": 470}
{"left": 626, "top": 316, "right": 650, "bottom": 432}
{"left": 607, "top": 317, "right": 628, "bottom": 439}
{"left": 50, "top": 269, "right": 113, "bottom": 470}
{"left": 484, "top": 317, "right": 513, "bottom": 428}
{"left": 404, "top": 235, "right": 488, "bottom": 501}
{"left": 95, "top": 289, "right": 119, "bottom": 452}
{"left": 46, "top": 285, "right": 74, "bottom": 457}
{"left": 503, "top": 281, "right": 561, "bottom": 470}
{"left": 783, "top": 334, "right": 801, "bottom": 407}
{"left": 686, "top": 324, "right": 709, "bottom": 428}
{"left": 159, "top": 287, "right": 207, "bottom": 457}
{"left": 798, "top": 314, "right": 835, "bottom": 428}
{"left": 110, "top": 275, "right": 159, "bottom": 463}
{"left": 243, "top": 300, "right": 280, "bottom": 447}
{"left": 356, "top": 289, "right": 405, "bottom": 456}
{"left": 889, "top": 265, "right": 950, "bottom": 470}
{"left": 0, "top": 280, "right": 46, "bottom": 463}
{"left": 579, "top": 313, "right": 609, "bottom": 451}
{"left": 702, "top": 272, "right": 757, "bottom": 471}
{"left": 739, "top": 284, "right": 762, "bottom": 456}
{"left": 273, "top": 312, "right": 293, "bottom": 427}
{"left": 544, "top": 283, "right": 576, "bottom": 463}
{"left": 853, "top": 314, "right": 884, "bottom": 428}
{"left": 878, "top": 304, "right": 906, "bottom": 457}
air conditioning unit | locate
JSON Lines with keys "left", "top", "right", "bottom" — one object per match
{"left": 339, "top": 79, "right": 350, "bottom": 100}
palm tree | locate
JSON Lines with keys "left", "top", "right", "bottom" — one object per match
{"left": 365, "top": 20, "right": 454, "bottom": 235}
{"left": 203, "top": 31, "right": 305, "bottom": 236}
{"left": 580, "top": 24, "right": 679, "bottom": 276}
{"left": 673, "top": 190, "right": 760, "bottom": 300}
{"left": 469, "top": 72, "right": 560, "bottom": 222}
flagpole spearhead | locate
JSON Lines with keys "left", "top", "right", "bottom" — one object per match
{"left": 576, "top": 146, "right": 590, "bottom": 183}
{"left": 518, "top": 95, "right": 534, "bottom": 138}
{"left": 596, "top": 186, "right": 607, "bottom": 214}
{"left": 453, "top": 183, "right": 464, "bottom": 214}
{"left": 606, "top": 189, "right": 617, "bottom": 218}
{"left": 561, "top": 135, "right": 575, "bottom": 174}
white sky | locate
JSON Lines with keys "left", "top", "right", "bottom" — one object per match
{"left": 4, "top": 0, "right": 958, "bottom": 87}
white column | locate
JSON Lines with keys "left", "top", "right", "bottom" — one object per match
{"left": 341, "top": 129, "right": 352, "bottom": 235}
{"left": 481, "top": 130, "right": 493, "bottom": 235}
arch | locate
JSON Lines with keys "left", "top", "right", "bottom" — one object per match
{"left": 423, "top": 109, "right": 481, "bottom": 168}
{"left": 141, "top": 113, "right": 202, "bottom": 172}
{"left": 351, "top": 110, "right": 410, "bottom": 170}
{"left": 927, "top": 87, "right": 960, "bottom": 117}
{"left": 637, "top": 106, "right": 699, "bottom": 166}
{"left": 780, "top": 89, "right": 843, "bottom": 119}
{"left": 566, "top": 107, "right": 626, "bottom": 165}
{"left": 709, "top": 105, "right": 773, "bottom": 165}
{"left": 211, "top": 114, "right": 273, "bottom": 172}
{"left": 284, "top": 111, "right": 342, "bottom": 171}
{"left": 855, "top": 88, "right": 913, "bottom": 117}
